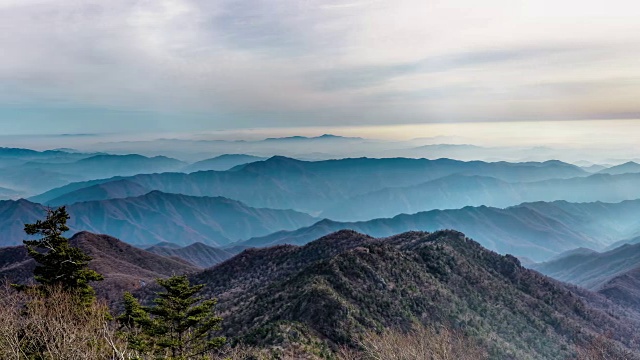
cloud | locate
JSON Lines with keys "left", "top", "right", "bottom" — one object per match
{"left": 0, "top": 0, "right": 640, "bottom": 134}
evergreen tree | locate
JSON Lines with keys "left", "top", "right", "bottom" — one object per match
{"left": 118, "top": 292, "right": 154, "bottom": 354}
{"left": 18, "top": 206, "right": 103, "bottom": 303}
{"left": 119, "top": 275, "right": 225, "bottom": 359}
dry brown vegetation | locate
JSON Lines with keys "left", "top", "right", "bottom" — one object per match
{"left": 336, "top": 325, "right": 488, "bottom": 360}
{"left": 573, "top": 334, "right": 640, "bottom": 360}
{"left": 0, "top": 283, "right": 129, "bottom": 360}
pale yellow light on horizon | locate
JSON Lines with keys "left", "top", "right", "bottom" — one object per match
{"left": 192, "top": 119, "right": 640, "bottom": 149}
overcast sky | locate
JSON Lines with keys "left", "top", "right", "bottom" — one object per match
{"left": 1, "top": 0, "right": 639, "bottom": 136}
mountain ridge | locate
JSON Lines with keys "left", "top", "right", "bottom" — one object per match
{"left": 0, "top": 191, "right": 318, "bottom": 247}
{"left": 186, "top": 230, "right": 640, "bottom": 359}
{"left": 236, "top": 199, "right": 640, "bottom": 261}
{"left": 30, "top": 156, "right": 589, "bottom": 211}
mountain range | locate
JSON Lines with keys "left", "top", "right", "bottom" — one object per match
{"left": 0, "top": 191, "right": 317, "bottom": 247}
{"left": 0, "top": 152, "right": 187, "bottom": 197}
{"left": 31, "top": 156, "right": 589, "bottom": 212}
{"left": 29, "top": 156, "right": 640, "bottom": 224}
{"left": 597, "top": 161, "right": 640, "bottom": 175}
{"left": 322, "top": 172, "right": 640, "bottom": 221}
{"left": 238, "top": 199, "right": 640, "bottom": 261}
{"left": 183, "top": 154, "right": 266, "bottom": 172}
{"left": 532, "top": 243, "right": 640, "bottom": 309}
{"left": 8, "top": 191, "right": 640, "bottom": 261}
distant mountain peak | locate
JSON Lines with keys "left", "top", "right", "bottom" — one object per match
{"left": 598, "top": 161, "right": 640, "bottom": 175}
{"left": 262, "top": 134, "right": 363, "bottom": 141}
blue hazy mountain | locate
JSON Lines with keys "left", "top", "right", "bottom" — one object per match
{"left": 597, "top": 161, "right": 640, "bottom": 175}
{"left": 532, "top": 242, "right": 640, "bottom": 309}
{"left": 31, "top": 157, "right": 588, "bottom": 212}
{"left": 183, "top": 154, "right": 267, "bottom": 172}
{"left": 146, "top": 242, "right": 237, "bottom": 268}
{"left": 322, "top": 172, "right": 640, "bottom": 221}
{"left": 236, "top": 199, "right": 640, "bottom": 262}
{"left": 0, "top": 151, "right": 186, "bottom": 196}
{"left": 0, "top": 191, "right": 317, "bottom": 247}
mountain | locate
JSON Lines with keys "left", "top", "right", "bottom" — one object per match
{"left": 146, "top": 242, "right": 236, "bottom": 268}
{"left": 65, "top": 191, "right": 318, "bottom": 246}
{"left": 531, "top": 243, "right": 640, "bottom": 309}
{"left": 0, "top": 186, "right": 24, "bottom": 200}
{"left": 262, "top": 134, "right": 365, "bottom": 142}
{"left": 183, "top": 154, "right": 266, "bottom": 172}
{"left": 0, "top": 147, "right": 97, "bottom": 165}
{"left": 31, "top": 156, "right": 588, "bottom": 211}
{"left": 0, "top": 192, "right": 317, "bottom": 247}
{"left": 321, "top": 175, "right": 521, "bottom": 221}
{"left": 323, "top": 172, "right": 640, "bottom": 221}
{"left": 549, "top": 247, "right": 598, "bottom": 261}
{"left": 12, "top": 194, "right": 640, "bottom": 262}
{"left": 605, "top": 235, "right": 640, "bottom": 250}
{"left": 598, "top": 161, "right": 640, "bottom": 175}
{"left": 45, "top": 179, "right": 150, "bottom": 205}
{"left": 0, "top": 199, "right": 47, "bottom": 246}
{"left": 188, "top": 230, "right": 640, "bottom": 359}
{"left": 17, "top": 154, "right": 186, "bottom": 180}
{"left": 0, "top": 154, "right": 186, "bottom": 197}
{"left": 532, "top": 245, "right": 640, "bottom": 289}
{"left": 581, "top": 164, "right": 608, "bottom": 173}
{"left": 238, "top": 200, "right": 640, "bottom": 261}
{"left": 0, "top": 231, "right": 198, "bottom": 302}
{"left": 29, "top": 177, "right": 128, "bottom": 205}
{"left": 0, "top": 167, "right": 81, "bottom": 196}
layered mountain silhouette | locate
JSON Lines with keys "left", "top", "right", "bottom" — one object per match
{"left": 0, "top": 231, "right": 199, "bottom": 302}
{"left": 146, "top": 242, "right": 236, "bottom": 268}
{"left": 532, "top": 243, "right": 640, "bottom": 310}
{"left": 597, "top": 161, "right": 640, "bottom": 175}
{"left": 31, "top": 156, "right": 588, "bottom": 211}
{"left": 9, "top": 192, "right": 640, "bottom": 261}
{"left": 321, "top": 174, "right": 521, "bottom": 220}
{"left": 0, "top": 147, "right": 96, "bottom": 167}
{"left": 0, "top": 192, "right": 317, "bottom": 247}
{"left": 188, "top": 230, "right": 640, "bottom": 359}
{"left": 0, "top": 199, "right": 50, "bottom": 245}
{"left": 183, "top": 154, "right": 266, "bottom": 172}
{"left": 323, "top": 172, "right": 640, "bottom": 221}
{"left": 0, "top": 167, "right": 80, "bottom": 197}
{"left": 46, "top": 179, "right": 150, "bottom": 205}
{"left": 238, "top": 199, "right": 640, "bottom": 261}
{"left": 1, "top": 152, "right": 186, "bottom": 196}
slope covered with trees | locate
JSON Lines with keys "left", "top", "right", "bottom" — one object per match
{"left": 193, "top": 230, "right": 640, "bottom": 359}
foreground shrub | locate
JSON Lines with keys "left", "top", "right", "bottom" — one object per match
{"left": 337, "top": 325, "right": 489, "bottom": 360}
{"left": 0, "top": 283, "right": 128, "bottom": 360}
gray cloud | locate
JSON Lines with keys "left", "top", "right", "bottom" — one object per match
{"left": 0, "top": 0, "right": 639, "bottom": 134}
{"left": 312, "top": 47, "right": 585, "bottom": 91}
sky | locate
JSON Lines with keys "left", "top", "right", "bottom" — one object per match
{"left": 1, "top": 0, "right": 640, "bottom": 139}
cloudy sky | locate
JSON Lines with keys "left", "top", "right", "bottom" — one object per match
{"left": 1, "top": 0, "right": 639, "bottom": 137}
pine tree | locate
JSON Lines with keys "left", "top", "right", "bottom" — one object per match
{"left": 118, "top": 292, "right": 154, "bottom": 354}
{"left": 18, "top": 206, "right": 103, "bottom": 303}
{"left": 119, "top": 275, "right": 225, "bottom": 359}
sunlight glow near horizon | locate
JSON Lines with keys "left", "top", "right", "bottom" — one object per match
{"left": 1, "top": 119, "right": 639, "bottom": 151}
{"left": 190, "top": 119, "right": 640, "bottom": 148}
